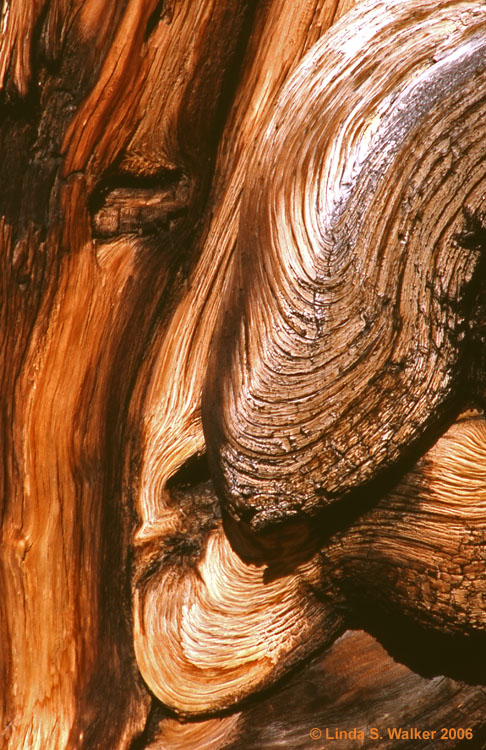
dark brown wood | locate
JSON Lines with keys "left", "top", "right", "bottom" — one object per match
{"left": 225, "top": 630, "right": 486, "bottom": 750}
{"left": 0, "top": 0, "right": 257, "bottom": 746}
{"left": 1, "top": 0, "right": 486, "bottom": 748}
{"left": 142, "top": 630, "right": 486, "bottom": 749}
{"left": 203, "top": 0, "right": 486, "bottom": 529}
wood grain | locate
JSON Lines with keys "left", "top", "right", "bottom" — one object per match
{"left": 203, "top": 0, "right": 486, "bottom": 530}
{"left": 1, "top": 0, "right": 486, "bottom": 747}
{"left": 0, "top": 0, "right": 256, "bottom": 746}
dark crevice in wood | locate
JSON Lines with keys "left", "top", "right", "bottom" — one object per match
{"left": 38, "top": 1, "right": 66, "bottom": 74}
{"left": 134, "top": 478, "right": 221, "bottom": 591}
{"left": 0, "top": 7, "right": 58, "bottom": 236}
{"left": 129, "top": 701, "right": 169, "bottom": 750}
{"left": 166, "top": 453, "right": 211, "bottom": 490}
{"left": 88, "top": 167, "right": 190, "bottom": 239}
{"left": 275, "top": 401, "right": 463, "bottom": 547}
{"left": 144, "top": 1, "right": 167, "bottom": 42}
{"left": 91, "top": 167, "right": 185, "bottom": 197}
{"left": 0, "top": 16, "right": 123, "bottom": 242}
{"left": 0, "top": 94, "right": 42, "bottom": 237}
{"left": 455, "top": 207, "right": 486, "bottom": 405}
{"left": 348, "top": 605, "right": 486, "bottom": 686}
{"left": 179, "top": 0, "right": 259, "bottom": 186}
{"left": 66, "top": 263, "right": 166, "bottom": 748}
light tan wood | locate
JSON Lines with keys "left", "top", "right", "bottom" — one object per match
{"left": 0, "top": 0, "right": 257, "bottom": 746}
{"left": 1, "top": 0, "right": 486, "bottom": 746}
{"left": 203, "top": 0, "right": 486, "bottom": 530}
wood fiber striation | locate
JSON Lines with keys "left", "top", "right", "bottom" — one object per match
{"left": 203, "top": 0, "right": 486, "bottom": 530}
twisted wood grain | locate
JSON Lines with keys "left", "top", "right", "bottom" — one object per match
{"left": 134, "top": 513, "right": 341, "bottom": 715}
{"left": 203, "top": 0, "right": 486, "bottom": 530}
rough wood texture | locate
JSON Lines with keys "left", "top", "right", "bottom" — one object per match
{"left": 131, "top": 0, "right": 358, "bottom": 718}
{"left": 134, "top": 490, "right": 342, "bottom": 715}
{"left": 144, "top": 629, "right": 486, "bottom": 749}
{"left": 134, "top": 410, "right": 486, "bottom": 731}
{"left": 132, "top": 0, "right": 358, "bottom": 534}
{"left": 0, "top": 0, "right": 256, "bottom": 747}
{"left": 327, "top": 412, "right": 486, "bottom": 638}
{"left": 224, "top": 629, "right": 486, "bottom": 750}
{"left": 1, "top": 0, "right": 486, "bottom": 747}
{"left": 203, "top": 0, "right": 486, "bottom": 530}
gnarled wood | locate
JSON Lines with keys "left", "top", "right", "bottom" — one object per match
{"left": 0, "top": 0, "right": 256, "bottom": 746}
{"left": 133, "top": 490, "right": 342, "bottom": 715}
{"left": 133, "top": 408, "right": 486, "bottom": 720}
{"left": 131, "top": 0, "right": 358, "bottom": 534}
{"left": 131, "top": 0, "right": 357, "bottom": 719}
{"left": 144, "top": 628, "right": 486, "bottom": 749}
{"left": 224, "top": 629, "right": 486, "bottom": 750}
{"left": 327, "top": 412, "right": 486, "bottom": 637}
{"left": 2, "top": 0, "right": 486, "bottom": 746}
{"left": 203, "top": 0, "right": 486, "bottom": 530}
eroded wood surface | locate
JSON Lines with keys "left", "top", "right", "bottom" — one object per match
{"left": 0, "top": 0, "right": 256, "bottom": 746}
{"left": 145, "top": 630, "right": 486, "bottom": 750}
{"left": 203, "top": 0, "right": 486, "bottom": 529}
{"left": 0, "top": 0, "right": 485, "bottom": 748}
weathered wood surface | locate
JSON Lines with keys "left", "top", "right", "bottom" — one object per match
{"left": 132, "top": 0, "right": 360, "bottom": 717}
{"left": 203, "top": 0, "right": 486, "bottom": 528}
{"left": 0, "top": 0, "right": 256, "bottom": 746}
{"left": 145, "top": 629, "right": 486, "bottom": 749}
{"left": 1, "top": 0, "right": 486, "bottom": 748}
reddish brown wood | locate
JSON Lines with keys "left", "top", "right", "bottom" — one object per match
{"left": 0, "top": 0, "right": 256, "bottom": 746}
{"left": 1, "top": 1, "right": 485, "bottom": 748}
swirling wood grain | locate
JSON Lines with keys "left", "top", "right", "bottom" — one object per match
{"left": 328, "top": 412, "right": 486, "bottom": 636}
{"left": 203, "top": 0, "right": 486, "bottom": 530}
{"left": 133, "top": 484, "right": 341, "bottom": 715}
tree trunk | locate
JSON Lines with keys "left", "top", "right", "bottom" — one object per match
{"left": 1, "top": 1, "right": 486, "bottom": 749}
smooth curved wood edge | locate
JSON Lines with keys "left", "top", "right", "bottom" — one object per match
{"left": 133, "top": 493, "right": 343, "bottom": 715}
{"left": 133, "top": 410, "right": 486, "bottom": 718}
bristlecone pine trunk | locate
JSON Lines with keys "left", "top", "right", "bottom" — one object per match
{"left": 1, "top": 0, "right": 486, "bottom": 749}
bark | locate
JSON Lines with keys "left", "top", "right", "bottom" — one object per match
{"left": 1, "top": 0, "right": 486, "bottom": 749}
